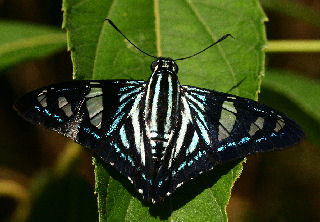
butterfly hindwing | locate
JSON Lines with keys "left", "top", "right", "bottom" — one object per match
{"left": 151, "top": 107, "right": 217, "bottom": 201}
{"left": 166, "top": 113, "right": 217, "bottom": 197}
{"left": 156, "top": 90, "right": 222, "bottom": 198}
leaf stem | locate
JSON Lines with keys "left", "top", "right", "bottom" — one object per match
{"left": 266, "top": 40, "right": 320, "bottom": 53}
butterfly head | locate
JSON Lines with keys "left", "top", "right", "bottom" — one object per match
{"left": 151, "top": 57, "right": 178, "bottom": 74}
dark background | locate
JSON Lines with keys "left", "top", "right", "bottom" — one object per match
{"left": 0, "top": 0, "right": 319, "bottom": 221}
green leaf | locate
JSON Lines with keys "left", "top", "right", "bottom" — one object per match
{"left": 62, "top": 0, "right": 266, "bottom": 220}
{"left": 261, "top": 69, "right": 320, "bottom": 147}
{"left": 0, "top": 21, "right": 66, "bottom": 72}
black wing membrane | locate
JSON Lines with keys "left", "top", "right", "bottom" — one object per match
{"left": 164, "top": 85, "right": 304, "bottom": 195}
{"left": 14, "top": 80, "right": 155, "bottom": 198}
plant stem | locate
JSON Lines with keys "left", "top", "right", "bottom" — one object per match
{"left": 266, "top": 40, "right": 320, "bottom": 53}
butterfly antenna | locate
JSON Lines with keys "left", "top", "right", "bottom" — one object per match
{"left": 105, "top": 19, "right": 157, "bottom": 59}
{"left": 174, "top": 34, "right": 234, "bottom": 61}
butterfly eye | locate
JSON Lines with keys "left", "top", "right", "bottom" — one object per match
{"left": 151, "top": 61, "right": 158, "bottom": 71}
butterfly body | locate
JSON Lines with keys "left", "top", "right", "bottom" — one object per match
{"left": 15, "top": 57, "right": 304, "bottom": 203}
{"left": 144, "top": 58, "right": 180, "bottom": 169}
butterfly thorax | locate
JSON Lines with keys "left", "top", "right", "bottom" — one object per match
{"left": 144, "top": 58, "right": 180, "bottom": 171}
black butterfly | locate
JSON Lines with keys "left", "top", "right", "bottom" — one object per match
{"left": 14, "top": 20, "right": 304, "bottom": 203}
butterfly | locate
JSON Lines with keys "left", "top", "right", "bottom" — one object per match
{"left": 14, "top": 20, "right": 305, "bottom": 203}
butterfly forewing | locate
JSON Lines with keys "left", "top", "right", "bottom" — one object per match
{"left": 15, "top": 80, "right": 157, "bottom": 198}
{"left": 182, "top": 85, "right": 305, "bottom": 162}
